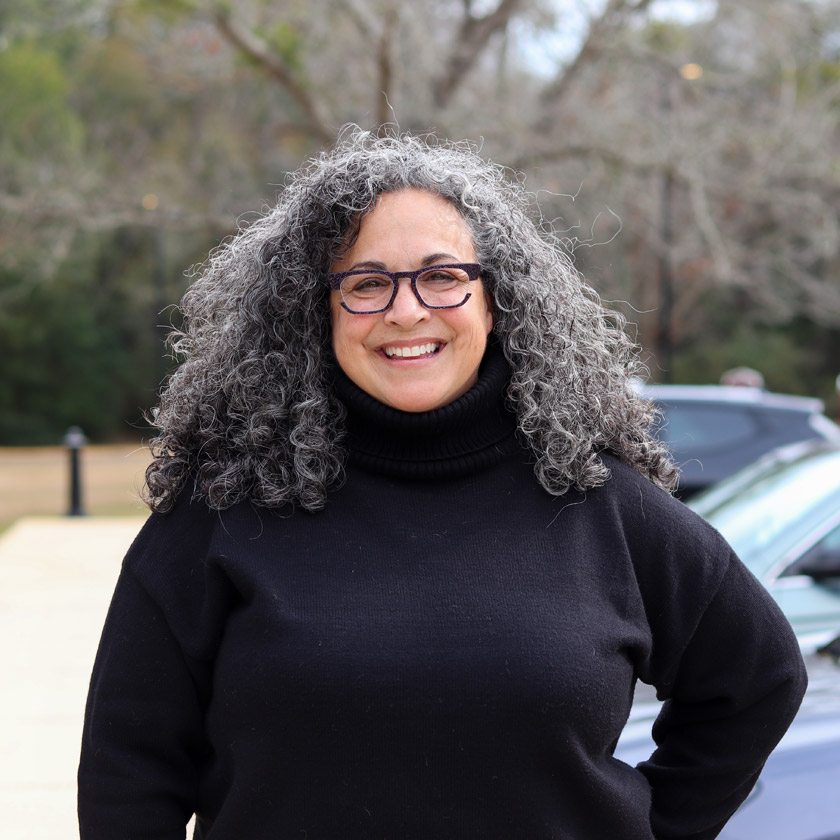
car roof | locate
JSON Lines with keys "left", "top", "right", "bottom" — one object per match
{"left": 639, "top": 383, "right": 827, "bottom": 414}
{"left": 689, "top": 438, "right": 840, "bottom": 515}
{"left": 636, "top": 387, "right": 840, "bottom": 494}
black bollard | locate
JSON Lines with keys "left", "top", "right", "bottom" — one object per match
{"left": 63, "top": 426, "right": 88, "bottom": 517}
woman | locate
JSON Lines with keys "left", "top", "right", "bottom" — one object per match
{"left": 79, "top": 129, "right": 806, "bottom": 840}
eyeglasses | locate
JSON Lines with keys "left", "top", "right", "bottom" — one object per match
{"left": 328, "top": 263, "right": 482, "bottom": 314}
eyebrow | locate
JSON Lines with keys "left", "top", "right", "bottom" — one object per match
{"left": 345, "top": 253, "right": 460, "bottom": 271}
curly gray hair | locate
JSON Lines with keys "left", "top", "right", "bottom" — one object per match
{"left": 145, "top": 127, "right": 677, "bottom": 512}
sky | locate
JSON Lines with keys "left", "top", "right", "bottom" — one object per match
{"left": 516, "top": 0, "right": 718, "bottom": 75}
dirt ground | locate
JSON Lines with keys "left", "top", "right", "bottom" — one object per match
{"left": 0, "top": 444, "right": 153, "bottom": 530}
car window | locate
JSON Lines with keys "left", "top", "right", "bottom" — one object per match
{"left": 782, "top": 521, "right": 840, "bottom": 578}
{"left": 695, "top": 450, "right": 840, "bottom": 563}
{"left": 656, "top": 404, "right": 757, "bottom": 452}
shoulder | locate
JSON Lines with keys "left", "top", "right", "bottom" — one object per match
{"left": 596, "top": 452, "right": 723, "bottom": 546}
{"left": 118, "top": 481, "right": 259, "bottom": 658}
{"left": 592, "top": 452, "right": 735, "bottom": 602}
{"left": 124, "top": 480, "right": 219, "bottom": 577}
{"left": 124, "top": 478, "right": 283, "bottom": 585}
{"left": 124, "top": 478, "right": 268, "bottom": 603}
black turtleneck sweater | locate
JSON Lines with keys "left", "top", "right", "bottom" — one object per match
{"left": 78, "top": 351, "right": 806, "bottom": 840}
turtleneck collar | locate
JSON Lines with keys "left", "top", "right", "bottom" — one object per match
{"left": 332, "top": 344, "right": 521, "bottom": 480}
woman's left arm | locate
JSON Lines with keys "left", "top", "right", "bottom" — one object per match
{"left": 638, "top": 551, "right": 807, "bottom": 840}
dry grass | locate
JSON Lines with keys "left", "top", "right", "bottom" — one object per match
{"left": 0, "top": 443, "right": 153, "bottom": 532}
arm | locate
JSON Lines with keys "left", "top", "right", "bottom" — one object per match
{"left": 78, "top": 564, "right": 210, "bottom": 839}
{"left": 638, "top": 553, "right": 807, "bottom": 840}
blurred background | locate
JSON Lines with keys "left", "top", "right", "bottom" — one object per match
{"left": 3, "top": 5, "right": 840, "bottom": 833}
{"left": 1, "top": 0, "right": 839, "bottom": 447}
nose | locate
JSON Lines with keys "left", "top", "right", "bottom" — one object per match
{"left": 384, "top": 277, "right": 430, "bottom": 327}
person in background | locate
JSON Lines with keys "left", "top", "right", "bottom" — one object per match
{"left": 720, "top": 366, "right": 766, "bottom": 388}
{"left": 78, "top": 128, "right": 806, "bottom": 840}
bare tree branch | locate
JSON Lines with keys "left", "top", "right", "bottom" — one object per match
{"left": 431, "top": 0, "right": 524, "bottom": 110}
{"left": 0, "top": 192, "right": 231, "bottom": 235}
{"left": 686, "top": 168, "right": 734, "bottom": 284}
{"left": 210, "top": 7, "right": 334, "bottom": 143}
{"left": 509, "top": 142, "right": 663, "bottom": 175}
{"left": 376, "top": 7, "right": 399, "bottom": 127}
{"left": 537, "top": 0, "right": 655, "bottom": 118}
{"left": 334, "top": 0, "right": 380, "bottom": 40}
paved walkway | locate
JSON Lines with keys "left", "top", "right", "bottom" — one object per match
{"left": 0, "top": 516, "right": 147, "bottom": 840}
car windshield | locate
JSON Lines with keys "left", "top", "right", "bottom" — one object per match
{"left": 688, "top": 448, "right": 840, "bottom": 562}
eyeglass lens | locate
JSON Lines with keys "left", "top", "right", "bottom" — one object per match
{"left": 340, "top": 266, "right": 472, "bottom": 312}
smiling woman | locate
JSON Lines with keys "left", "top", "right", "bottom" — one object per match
{"left": 78, "top": 127, "right": 806, "bottom": 840}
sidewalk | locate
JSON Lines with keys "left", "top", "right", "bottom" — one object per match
{"left": 0, "top": 516, "right": 147, "bottom": 840}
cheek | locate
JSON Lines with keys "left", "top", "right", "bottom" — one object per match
{"left": 467, "top": 294, "right": 493, "bottom": 343}
{"left": 330, "top": 304, "right": 352, "bottom": 374}
{"left": 330, "top": 296, "right": 351, "bottom": 353}
{"left": 467, "top": 285, "right": 493, "bottom": 341}
{"left": 330, "top": 297, "right": 372, "bottom": 372}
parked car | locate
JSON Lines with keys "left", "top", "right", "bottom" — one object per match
{"left": 688, "top": 439, "right": 840, "bottom": 650}
{"left": 640, "top": 384, "right": 840, "bottom": 498}
{"left": 617, "top": 646, "right": 840, "bottom": 840}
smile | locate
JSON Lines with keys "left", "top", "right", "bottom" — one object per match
{"left": 382, "top": 342, "right": 441, "bottom": 358}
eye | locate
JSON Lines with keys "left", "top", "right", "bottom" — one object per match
{"left": 426, "top": 270, "right": 456, "bottom": 282}
{"left": 345, "top": 274, "right": 392, "bottom": 294}
{"left": 418, "top": 267, "right": 467, "bottom": 287}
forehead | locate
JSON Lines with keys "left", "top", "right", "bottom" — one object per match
{"left": 336, "top": 189, "right": 475, "bottom": 266}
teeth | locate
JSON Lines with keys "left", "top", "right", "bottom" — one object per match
{"left": 384, "top": 342, "right": 440, "bottom": 358}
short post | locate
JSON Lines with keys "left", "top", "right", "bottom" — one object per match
{"left": 63, "top": 426, "right": 87, "bottom": 517}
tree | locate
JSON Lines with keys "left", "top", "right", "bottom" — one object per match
{"left": 2, "top": 0, "right": 840, "bottom": 442}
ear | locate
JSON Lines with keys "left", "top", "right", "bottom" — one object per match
{"left": 483, "top": 289, "right": 494, "bottom": 334}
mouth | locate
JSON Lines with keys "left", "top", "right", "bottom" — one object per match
{"left": 382, "top": 342, "right": 442, "bottom": 359}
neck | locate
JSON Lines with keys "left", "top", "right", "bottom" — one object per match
{"left": 332, "top": 345, "right": 520, "bottom": 479}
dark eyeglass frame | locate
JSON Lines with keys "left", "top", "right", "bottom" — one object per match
{"left": 328, "top": 262, "right": 482, "bottom": 314}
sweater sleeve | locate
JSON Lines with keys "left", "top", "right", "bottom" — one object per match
{"left": 78, "top": 565, "right": 206, "bottom": 839}
{"left": 637, "top": 549, "right": 807, "bottom": 840}
{"left": 78, "top": 494, "right": 230, "bottom": 840}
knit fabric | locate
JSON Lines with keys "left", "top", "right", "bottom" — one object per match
{"left": 78, "top": 350, "right": 806, "bottom": 839}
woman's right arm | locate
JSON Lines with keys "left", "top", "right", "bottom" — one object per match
{"left": 78, "top": 563, "right": 211, "bottom": 839}
{"left": 78, "top": 491, "right": 227, "bottom": 840}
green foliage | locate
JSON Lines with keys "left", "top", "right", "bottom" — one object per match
{"left": 643, "top": 21, "right": 690, "bottom": 55}
{"left": 790, "top": 59, "right": 840, "bottom": 98}
{"left": 266, "top": 21, "right": 304, "bottom": 76}
{"left": 131, "top": 0, "right": 197, "bottom": 25}
{"left": 0, "top": 42, "right": 85, "bottom": 187}
{"left": 74, "top": 37, "right": 155, "bottom": 116}
{"left": 0, "top": 0, "right": 92, "bottom": 35}
{"left": 671, "top": 323, "right": 829, "bottom": 400}
{"left": 818, "top": 61, "right": 840, "bottom": 85}
{"left": 0, "top": 266, "right": 131, "bottom": 444}
{"left": 71, "top": 35, "right": 161, "bottom": 162}
{"left": 0, "top": 226, "right": 206, "bottom": 445}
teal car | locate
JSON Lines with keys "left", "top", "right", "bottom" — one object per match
{"left": 689, "top": 440, "right": 840, "bottom": 651}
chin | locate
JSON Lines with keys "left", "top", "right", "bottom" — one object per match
{"left": 381, "top": 383, "right": 467, "bottom": 413}
{"left": 386, "top": 396, "right": 446, "bottom": 413}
